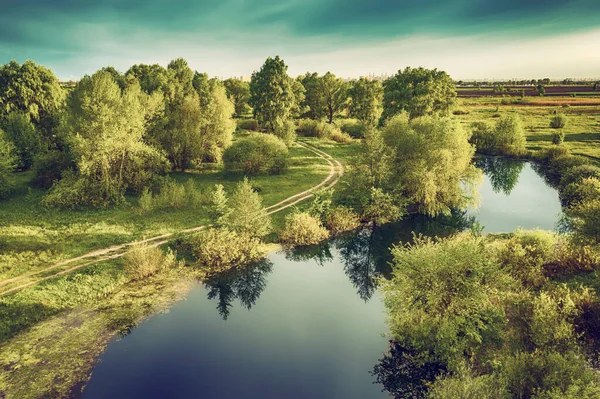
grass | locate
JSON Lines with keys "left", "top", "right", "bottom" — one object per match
{"left": 454, "top": 98, "right": 600, "bottom": 161}
{"left": 0, "top": 142, "right": 330, "bottom": 282}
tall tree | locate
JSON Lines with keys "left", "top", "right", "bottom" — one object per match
{"left": 319, "top": 72, "right": 348, "bottom": 124}
{"left": 382, "top": 66, "right": 456, "bottom": 121}
{"left": 0, "top": 60, "right": 65, "bottom": 127}
{"left": 348, "top": 78, "right": 383, "bottom": 127}
{"left": 298, "top": 72, "right": 323, "bottom": 119}
{"left": 249, "top": 56, "right": 298, "bottom": 132}
{"left": 223, "top": 78, "right": 250, "bottom": 117}
{"left": 1, "top": 112, "right": 40, "bottom": 170}
{"left": 44, "top": 70, "right": 167, "bottom": 207}
{"left": 224, "top": 177, "right": 272, "bottom": 238}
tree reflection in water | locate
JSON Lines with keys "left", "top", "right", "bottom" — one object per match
{"left": 475, "top": 156, "right": 525, "bottom": 195}
{"left": 203, "top": 258, "right": 274, "bottom": 320}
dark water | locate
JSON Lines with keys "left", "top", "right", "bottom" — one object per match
{"left": 79, "top": 158, "right": 562, "bottom": 399}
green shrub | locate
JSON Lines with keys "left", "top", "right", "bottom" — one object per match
{"left": 470, "top": 115, "right": 526, "bottom": 156}
{"left": 138, "top": 187, "right": 154, "bottom": 213}
{"left": 280, "top": 211, "right": 330, "bottom": 246}
{"left": 296, "top": 119, "right": 342, "bottom": 139}
{"left": 339, "top": 119, "right": 366, "bottom": 138}
{"left": 236, "top": 118, "right": 259, "bottom": 131}
{"left": 124, "top": 242, "right": 179, "bottom": 281}
{"left": 224, "top": 177, "right": 272, "bottom": 238}
{"left": 560, "top": 165, "right": 600, "bottom": 192}
{"left": 223, "top": 133, "right": 289, "bottom": 175}
{"left": 186, "top": 228, "right": 263, "bottom": 272}
{"left": 427, "top": 366, "right": 507, "bottom": 399}
{"left": 273, "top": 119, "right": 297, "bottom": 146}
{"left": 562, "top": 177, "right": 600, "bottom": 207}
{"left": 550, "top": 114, "right": 567, "bottom": 129}
{"left": 32, "top": 150, "right": 74, "bottom": 189}
{"left": 1, "top": 112, "right": 40, "bottom": 170}
{"left": 330, "top": 128, "right": 353, "bottom": 143}
{"left": 552, "top": 131, "right": 565, "bottom": 145}
{"left": 137, "top": 178, "right": 203, "bottom": 213}
{"left": 326, "top": 206, "right": 361, "bottom": 234}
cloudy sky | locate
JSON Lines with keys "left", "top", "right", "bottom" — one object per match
{"left": 1, "top": 0, "right": 600, "bottom": 80}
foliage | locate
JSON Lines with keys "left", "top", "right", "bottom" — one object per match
{"left": 208, "top": 184, "right": 231, "bottom": 227}
{"left": 0, "top": 60, "right": 66, "bottom": 127}
{"left": 326, "top": 206, "right": 361, "bottom": 234}
{"left": 184, "top": 228, "right": 263, "bottom": 272}
{"left": 348, "top": 78, "right": 383, "bottom": 126}
{"left": 249, "top": 56, "right": 300, "bottom": 132}
{"left": 339, "top": 119, "right": 366, "bottom": 138}
{"left": 550, "top": 114, "right": 567, "bottom": 129}
{"left": 363, "top": 187, "right": 405, "bottom": 225}
{"left": 383, "top": 234, "right": 509, "bottom": 371}
{"left": 32, "top": 149, "right": 74, "bottom": 189}
{"left": 382, "top": 66, "right": 456, "bottom": 121}
{"left": 223, "top": 133, "right": 289, "bottom": 175}
{"left": 223, "top": 78, "right": 251, "bottom": 117}
{"left": 223, "top": 177, "right": 272, "bottom": 238}
{"left": 45, "top": 70, "right": 169, "bottom": 207}
{"left": 236, "top": 118, "right": 259, "bottom": 131}
{"left": 382, "top": 114, "right": 482, "bottom": 216}
{"left": 427, "top": 366, "right": 507, "bottom": 399}
{"left": 305, "top": 188, "right": 334, "bottom": 223}
{"left": 137, "top": 178, "right": 202, "bottom": 213}
{"left": 0, "top": 129, "right": 17, "bottom": 199}
{"left": 470, "top": 115, "right": 526, "bottom": 156}
{"left": 329, "top": 128, "right": 352, "bottom": 143}
{"left": 552, "top": 131, "right": 565, "bottom": 145}
{"left": 296, "top": 119, "right": 331, "bottom": 138}
{"left": 273, "top": 118, "right": 297, "bottom": 146}
{"left": 279, "top": 211, "right": 329, "bottom": 246}
{"left": 1, "top": 112, "right": 40, "bottom": 169}
{"left": 124, "top": 242, "right": 179, "bottom": 281}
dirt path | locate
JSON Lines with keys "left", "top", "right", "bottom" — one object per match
{"left": 0, "top": 141, "right": 344, "bottom": 297}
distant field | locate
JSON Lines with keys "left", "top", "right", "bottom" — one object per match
{"left": 456, "top": 97, "right": 600, "bottom": 161}
{"left": 457, "top": 85, "right": 600, "bottom": 99}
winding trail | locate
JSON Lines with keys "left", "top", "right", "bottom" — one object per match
{"left": 0, "top": 141, "right": 344, "bottom": 297}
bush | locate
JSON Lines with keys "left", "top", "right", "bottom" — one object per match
{"left": 339, "top": 119, "right": 366, "bottom": 138}
{"left": 470, "top": 115, "right": 526, "bottom": 156}
{"left": 0, "top": 130, "right": 17, "bottom": 199}
{"left": 137, "top": 178, "right": 202, "bottom": 213}
{"left": 296, "top": 119, "right": 342, "bottom": 139}
{"left": 562, "top": 176, "right": 600, "bottom": 207}
{"left": 550, "top": 114, "right": 567, "bottom": 129}
{"left": 32, "top": 150, "right": 74, "bottom": 189}
{"left": 326, "top": 206, "right": 361, "bottom": 234}
{"left": 1, "top": 112, "right": 40, "bottom": 170}
{"left": 279, "top": 211, "right": 330, "bottom": 246}
{"left": 124, "top": 242, "right": 179, "bottom": 281}
{"left": 223, "top": 133, "right": 289, "bottom": 175}
{"left": 330, "top": 128, "right": 353, "bottom": 144}
{"left": 185, "top": 228, "right": 263, "bottom": 272}
{"left": 236, "top": 119, "right": 259, "bottom": 131}
{"left": 552, "top": 131, "right": 565, "bottom": 145}
{"left": 427, "top": 366, "right": 507, "bottom": 399}
{"left": 273, "top": 119, "right": 296, "bottom": 146}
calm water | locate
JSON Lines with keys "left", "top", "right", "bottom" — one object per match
{"left": 79, "top": 158, "right": 562, "bottom": 399}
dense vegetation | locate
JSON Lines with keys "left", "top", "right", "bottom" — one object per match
{"left": 2, "top": 55, "right": 600, "bottom": 399}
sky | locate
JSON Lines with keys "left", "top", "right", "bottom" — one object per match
{"left": 1, "top": 0, "right": 600, "bottom": 80}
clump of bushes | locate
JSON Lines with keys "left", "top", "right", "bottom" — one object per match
{"left": 0, "top": 130, "right": 17, "bottom": 200}
{"left": 552, "top": 131, "right": 565, "bottom": 145}
{"left": 236, "top": 118, "right": 259, "bottom": 131}
{"left": 339, "top": 119, "right": 366, "bottom": 138}
{"left": 279, "top": 211, "right": 329, "bottom": 246}
{"left": 124, "top": 242, "right": 179, "bottom": 281}
{"left": 223, "top": 133, "right": 288, "bottom": 175}
{"left": 550, "top": 114, "right": 568, "bottom": 129}
{"left": 470, "top": 114, "right": 526, "bottom": 156}
{"left": 181, "top": 228, "right": 263, "bottom": 272}
{"left": 273, "top": 119, "right": 296, "bottom": 146}
{"left": 296, "top": 119, "right": 344, "bottom": 140}
{"left": 138, "top": 178, "right": 202, "bottom": 214}
{"left": 330, "top": 128, "right": 352, "bottom": 144}
{"left": 326, "top": 206, "right": 361, "bottom": 234}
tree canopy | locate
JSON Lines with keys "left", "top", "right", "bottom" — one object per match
{"left": 223, "top": 78, "right": 250, "bottom": 117}
{"left": 382, "top": 67, "right": 456, "bottom": 121}
{"left": 348, "top": 78, "right": 383, "bottom": 127}
{"left": 249, "top": 56, "right": 300, "bottom": 132}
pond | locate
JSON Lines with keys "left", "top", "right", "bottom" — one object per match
{"left": 78, "top": 158, "right": 563, "bottom": 399}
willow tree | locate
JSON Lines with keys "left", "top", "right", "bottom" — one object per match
{"left": 382, "top": 67, "right": 456, "bottom": 121}
{"left": 249, "top": 56, "right": 299, "bottom": 132}
{"left": 382, "top": 114, "right": 481, "bottom": 216}
{"left": 44, "top": 70, "right": 167, "bottom": 207}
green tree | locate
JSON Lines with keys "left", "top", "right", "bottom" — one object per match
{"left": 537, "top": 84, "right": 546, "bottom": 96}
{"left": 382, "top": 67, "right": 456, "bottom": 122}
{"left": 224, "top": 177, "right": 272, "bottom": 238}
{"left": 1, "top": 112, "right": 40, "bottom": 169}
{"left": 209, "top": 184, "right": 232, "bottom": 227}
{"left": 0, "top": 60, "right": 66, "bottom": 129}
{"left": 382, "top": 114, "right": 482, "bottom": 216}
{"left": 319, "top": 72, "right": 348, "bottom": 123}
{"left": 249, "top": 56, "right": 298, "bottom": 132}
{"left": 0, "top": 129, "right": 17, "bottom": 199}
{"left": 298, "top": 72, "right": 323, "bottom": 119}
{"left": 44, "top": 70, "right": 167, "bottom": 207}
{"left": 348, "top": 78, "right": 383, "bottom": 126}
{"left": 223, "top": 78, "right": 250, "bottom": 117}
{"left": 125, "top": 64, "right": 169, "bottom": 94}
